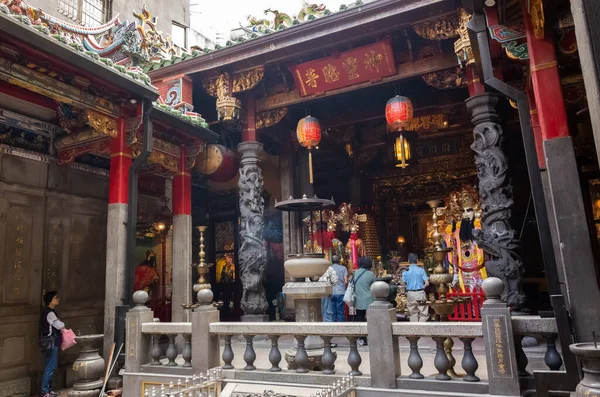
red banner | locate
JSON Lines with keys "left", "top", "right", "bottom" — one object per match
{"left": 289, "top": 38, "right": 396, "bottom": 97}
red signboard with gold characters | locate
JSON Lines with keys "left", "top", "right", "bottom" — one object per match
{"left": 289, "top": 38, "right": 396, "bottom": 97}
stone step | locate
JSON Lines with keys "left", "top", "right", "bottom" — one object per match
{"left": 221, "top": 379, "right": 490, "bottom": 397}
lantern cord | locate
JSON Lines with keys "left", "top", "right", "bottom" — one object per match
{"left": 308, "top": 149, "right": 314, "bottom": 184}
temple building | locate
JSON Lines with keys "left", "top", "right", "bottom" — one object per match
{"left": 1, "top": 0, "right": 600, "bottom": 395}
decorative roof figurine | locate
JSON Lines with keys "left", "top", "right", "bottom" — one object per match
{"left": 0, "top": 1, "right": 189, "bottom": 85}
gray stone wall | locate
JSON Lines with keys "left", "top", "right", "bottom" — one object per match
{"left": 0, "top": 153, "right": 108, "bottom": 395}
{"left": 24, "top": 0, "right": 189, "bottom": 39}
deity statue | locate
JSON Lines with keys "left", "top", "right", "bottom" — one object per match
{"left": 326, "top": 211, "right": 345, "bottom": 262}
{"left": 335, "top": 203, "right": 366, "bottom": 271}
{"left": 134, "top": 250, "right": 160, "bottom": 293}
{"left": 444, "top": 187, "right": 487, "bottom": 293}
{"left": 345, "top": 223, "right": 366, "bottom": 271}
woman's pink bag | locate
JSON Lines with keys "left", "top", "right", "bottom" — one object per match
{"left": 61, "top": 329, "right": 77, "bottom": 351}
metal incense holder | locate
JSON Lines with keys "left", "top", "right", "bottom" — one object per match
{"left": 419, "top": 200, "right": 470, "bottom": 321}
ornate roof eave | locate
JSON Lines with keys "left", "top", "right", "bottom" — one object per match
{"left": 150, "top": 105, "right": 219, "bottom": 144}
{"left": 147, "top": 0, "right": 460, "bottom": 79}
{"left": 0, "top": 9, "right": 159, "bottom": 102}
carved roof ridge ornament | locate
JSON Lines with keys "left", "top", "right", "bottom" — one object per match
{"left": 412, "top": 13, "right": 460, "bottom": 41}
{"left": 454, "top": 8, "right": 475, "bottom": 67}
{"left": 145, "top": 1, "right": 368, "bottom": 73}
{"left": 0, "top": 1, "right": 185, "bottom": 86}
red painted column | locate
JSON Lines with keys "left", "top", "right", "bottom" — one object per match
{"left": 242, "top": 95, "right": 257, "bottom": 142}
{"left": 466, "top": 67, "right": 485, "bottom": 97}
{"left": 173, "top": 147, "right": 191, "bottom": 215}
{"left": 527, "top": 88, "right": 545, "bottom": 168}
{"left": 104, "top": 116, "right": 132, "bottom": 358}
{"left": 522, "top": 0, "right": 569, "bottom": 140}
{"left": 109, "top": 118, "right": 132, "bottom": 203}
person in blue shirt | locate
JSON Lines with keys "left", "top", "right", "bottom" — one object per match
{"left": 401, "top": 253, "right": 430, "bottom": 322}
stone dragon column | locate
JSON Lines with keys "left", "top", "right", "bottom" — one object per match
{"left": 238, "top": 94, "right": 269, "bottom": 320}
{"left": 465, "top": 94, "right": 526, "bottom": 309}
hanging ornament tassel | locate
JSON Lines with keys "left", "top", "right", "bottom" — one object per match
{"left": 309, "top": 149, "right": 314, "bottom": 184}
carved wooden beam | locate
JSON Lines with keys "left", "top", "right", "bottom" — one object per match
{"left": 256, "top": 107, "right": 287, "bottom": 129}
{"left": 256, "top": 54, "right": 458, "bottom": 112}
{"left": 0, "top": 57, "right": 120, "bottom": 117}
{"left": 55, "top": 109, "right": 117, "bottom": 150}
{"left": 203, "top": 67, "right": 265, "bottom": 96}
{"left": 412, "top": 13, "right": 460, "bottom": 40}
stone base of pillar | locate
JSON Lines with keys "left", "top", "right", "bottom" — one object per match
{"left": 241, "top": 314, "right": 270, "bottom": 322}
{"left": 104, "top": 203, "right": 128, "bottom": 359}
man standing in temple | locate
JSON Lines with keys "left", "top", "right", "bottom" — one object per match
{"left": 402, "top": 253, "right": 430, "bottom": 322}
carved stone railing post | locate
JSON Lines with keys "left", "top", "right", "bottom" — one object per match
{"left": 191, "top": 290, "right": 220, "bottom": 373}
{"left": 481, "top": 277, "right": 520, "bottom": 396}
{"left": 124, "top": 291, "right": 153, "bottom": 373}
{"left": 367, "top": 281, "right": 400, "bottom": 388}
{"left": 465, "top": 93, "right": 526, "bottom": 309}
{"left": 237, "top": 141, "right": 269, "bottom": 320}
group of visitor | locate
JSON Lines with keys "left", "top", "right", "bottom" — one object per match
{"left": 321, "top": 252, "right": 430, "bottom": 345}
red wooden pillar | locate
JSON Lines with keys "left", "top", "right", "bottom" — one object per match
{"left": 527, "top": 89, "right": 545, "bottom": 168}
{"left": 109, "top": 118, "right": 132, "bottom": 204}
{"left": 521, "top": 0, "right": 600, "bottom": 343}
{"left": 173, "top": 148, "right": 191, "bottom": 216}
{"left": 104, "top": 117, "right": 132, "bottom": 358}
{"left": 466, "top": 67, "right": 485, "bottom": 97}
{"left": 242, "top": 94, "right": 257, "bottom": 142}
{"left": 522, "top": 0, "right": 570, "bottom": 141}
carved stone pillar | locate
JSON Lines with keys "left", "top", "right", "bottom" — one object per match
{"left": 237, "top": 141, "right": 269, "bottom": 319}
{"left": 465, "top": 94, "right": 525, "bottom": 309}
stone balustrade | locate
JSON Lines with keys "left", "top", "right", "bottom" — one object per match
{"left": 209, "top": 322, "right": 368, "bottom": 375}
{"left": 141, "top": 322, "right": 193, "bottom": 368}
{"left": 390, "top": 322, "right": 483, "bottom": 383}
{"left": 511, "top": 316, "right": 562, "bottom": 375}
{"left": 123, "top": 279, "right": 565, "bottom": 397}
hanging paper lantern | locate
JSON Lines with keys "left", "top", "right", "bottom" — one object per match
{"left": 296, "top": 115, "right": 321, "bottom": 184}
{"left": 385, "top": 95, "right": 413, "bottom": 132}
{"left": 296, "top": 115, "right": 321, "bottom": 149}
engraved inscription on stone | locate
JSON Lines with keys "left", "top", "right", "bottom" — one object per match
{"left": 486, "top": 315, "right": 514, "bottom": 378}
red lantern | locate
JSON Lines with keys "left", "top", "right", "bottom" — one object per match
{"left": 385, "top": 95, "right": 413, "bottom": 132}
{"left": 296, "top": 115, "right": 321, "bottom": 184}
